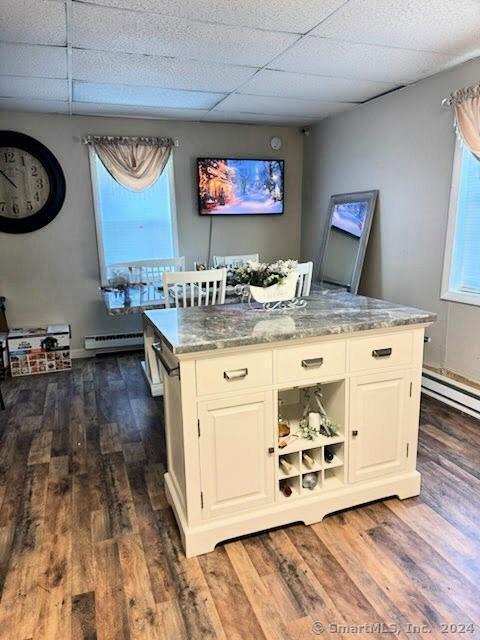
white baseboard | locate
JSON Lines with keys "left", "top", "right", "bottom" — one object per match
{"left": 421, "top": 369, "right": 480, "bottom": 420}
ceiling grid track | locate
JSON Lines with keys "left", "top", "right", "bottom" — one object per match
{"left": 205, "top": 0, "right": 354, "bottom": 116}
{"left": 66, "top": 0, "right": 74, "bottom": 115}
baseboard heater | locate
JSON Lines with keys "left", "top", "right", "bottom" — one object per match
{"left": 421, "top": 369, "right": 480, "bottom": 420}
{"left": 84, "top": 332, "right": 144, "bottom": 352}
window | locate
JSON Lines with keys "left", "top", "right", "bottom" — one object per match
{"left": 442, "top": 142, "right": 480, "bottom": 306}
{"left": 89, "top": 149, "right": 178, "bottom": 284}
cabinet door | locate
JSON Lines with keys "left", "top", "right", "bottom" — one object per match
{"left": 198, "top": 392, "right": 274, "bottom": 520}
{"left": 349, "top": 370, "right": 410, "bottom": 483}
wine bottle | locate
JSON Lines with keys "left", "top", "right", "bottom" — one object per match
{"left": 324, "top": 447, "right": 334, "bottom": 463}
{"left": 302, "top": 452, "right": 314, "bottom": 469}
{"left": 279, "top": 457, "right": 293, "bottom": 474}
{"left": 302, "top": 472, "right": 318, "bottom": 490}
{"left": 280, "top": 482, "right": 292, "bottom": 497}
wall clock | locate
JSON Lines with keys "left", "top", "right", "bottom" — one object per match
{"left": 0, "top": 131, "right": 66, "bottom": 234}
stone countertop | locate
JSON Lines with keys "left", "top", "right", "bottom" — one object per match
{"left": 144, "top": 290, "right": 436, "bottom": 355}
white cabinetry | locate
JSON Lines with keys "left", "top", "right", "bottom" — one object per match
{"left": 198, "top": 392, "right": 274, "bottom": 519}
{"left": 152, "top": 324, "right": 427, "bottom": 557}
{"left": 349, "top": 370, "right": 411, "bottom": 483}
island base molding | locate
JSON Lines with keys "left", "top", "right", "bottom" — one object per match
{"left": 165, "top": 470, "right": 421, "bottom": 558}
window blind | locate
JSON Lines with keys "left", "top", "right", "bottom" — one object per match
{"left": 450, "top": 147, "right": 480, "bottom": 294}
{"left": 95, "top": 155, "right": 175, "bottom": 268}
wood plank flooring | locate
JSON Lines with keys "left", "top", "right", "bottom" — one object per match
{"left": 0, "top": 354, "right": 479, "bottom": 639}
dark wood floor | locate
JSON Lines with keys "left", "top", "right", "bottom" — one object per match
{"left": 0, "top": 354, "right": 479, "bottom": 640}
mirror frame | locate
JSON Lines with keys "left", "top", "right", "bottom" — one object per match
{"left": 316, "top": 190, "right": 378, "bottom": 294}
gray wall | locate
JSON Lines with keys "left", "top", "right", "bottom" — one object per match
{"left": 302, "top": 57, "right": 480, "bottom": 383}
{"left": 0, "top": 112, "right": 303, "bottom": 353}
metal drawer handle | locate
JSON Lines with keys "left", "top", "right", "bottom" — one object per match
{"left": 372, "top": 348, "right": 392, "bottom": 358}
{"left": 301, "top": 357, "right": 324, "bottom": 369}
{"left": 224, "top": 368, "right": 248, "bottom": 381}
{"left": 152, "top": 342, "right": 180, "bottom": 377}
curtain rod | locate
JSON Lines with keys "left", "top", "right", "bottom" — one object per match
{"left": 82, "top": 134, "right": 176, "bottom": 146}
{"left": 441, "top": 82, "right": 480, "bottom": 107}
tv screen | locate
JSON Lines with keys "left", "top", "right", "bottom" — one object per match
{"left": 331, "top": 200, "right": 369, "bottom": 238}
{"left": 198, "top": 158, "right": 284, "bottom": 215}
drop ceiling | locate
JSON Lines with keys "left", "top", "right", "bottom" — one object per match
{"left": 0, "top": 0, "right": 479, "bottom": 125}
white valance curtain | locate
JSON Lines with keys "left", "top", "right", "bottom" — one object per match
{"left": 84, "top": 135, "right": 174, "bottom": 191}
{"left": 446, "top": 83, "right": 480, "bottom": 157}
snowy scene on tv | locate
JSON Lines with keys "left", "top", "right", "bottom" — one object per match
{"left": 331, "top": 201, "right": 368, "bottom": 238}
{"left": 198, "top": 159, "right": 284, "bottom": 215}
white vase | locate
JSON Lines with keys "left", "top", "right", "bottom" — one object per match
{"left": 249, "top": 271, "right": 298, "bottom": 303}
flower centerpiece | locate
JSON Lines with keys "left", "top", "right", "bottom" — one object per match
{"left": 233, "top": 259, "right": 299, "bottom": 303}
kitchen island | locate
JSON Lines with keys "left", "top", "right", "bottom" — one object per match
{"left": 144, "top": 290, "right": 436, "bottom": 557}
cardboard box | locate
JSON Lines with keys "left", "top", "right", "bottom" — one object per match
{"left": 8, "top": 324, "right": 71, "bottom": 377}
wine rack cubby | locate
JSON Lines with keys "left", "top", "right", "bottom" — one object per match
{"left": 276, "top": 380, "right": 346, "bottom": 502}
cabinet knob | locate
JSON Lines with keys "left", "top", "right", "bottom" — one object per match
{"left": 352, "top": 429, "right": 359, "bottom": 437}
{"left": 268, "top": 447, "right": 275, "bottom": 454}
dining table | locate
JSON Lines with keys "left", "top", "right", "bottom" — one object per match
{"left": 101, "top": 283, "right": 245, "bottom": 316}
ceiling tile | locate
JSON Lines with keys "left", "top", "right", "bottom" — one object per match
{"left": 0, "top": 43, "right": 67, "bottom": 79}
{"left": 0, "top": 0, "right": 66, "bottom": 46}
{"left": 312, "top": 0, "right": 480, "bottom": 55}
{"left": 0, "top": 76, "right": 69, "bottom": 101}
{"left": 272, "top": 36, "right": 451, "bottom": 82}
{"left": 73, "top": 81, "right": 225, "bottom": 109}
{"left": 0, "top": 97, "right": 69, "bottom": 114}
{"left": 72, "top": 3, "right": 298, "bottom": 66}
{"left": 78, "top": 0, "right": 346, "bottom": 34}
{"left": 213, "top": 93, "right": 353, "bottom": 119}
{"left": 72, "top": 102, "right": 210, "bottom": 120}
{"left": 72, "top": 49, "right": 256, "bottom": 93}
{"left": 240, "top": 69, "right": 396, "bottom": 102}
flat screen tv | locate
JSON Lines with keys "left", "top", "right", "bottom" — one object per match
{"left": 330, "top": 200, "right": 369, "bottom": 238}
{"left": 198, "top": 158, "right": 284, "bottom": 215}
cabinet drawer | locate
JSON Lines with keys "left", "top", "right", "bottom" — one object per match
{"left": 349, "top": 331, "right": 413, "bottom": 373}
{"left": 196, "top": 351, "right": 273, "bottom": 396}
{"left": 275, "top": 341, "right": 346, "bottom": 384}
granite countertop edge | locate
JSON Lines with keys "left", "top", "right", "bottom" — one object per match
{"left": 151, "top": 311, "right": 437, "bottom": 356}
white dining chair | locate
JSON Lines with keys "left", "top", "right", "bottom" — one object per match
{"left": 212, "top": 254, "right": 259, "bottom": 269}
{"left": 163, "top": 268, "right": 227, "bottom": 308}
{"left": 108, "top": 258, "right": 185, "bottom": 284}
{"left": 295, "top": 261, "right": 313, "bottom": 297}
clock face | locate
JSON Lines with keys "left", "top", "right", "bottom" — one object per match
{"left": 0, "top": 147, "right": 51, "bottom": 218}
{"left": 270, "top": 136, "right": 282, "bottom": 151}
{"left": 0, "top": 131, "right": 65, "bottom": 234}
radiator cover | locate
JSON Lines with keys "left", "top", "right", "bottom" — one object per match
{"left": 84, "top": 332, "right": 144, "bottom": 351}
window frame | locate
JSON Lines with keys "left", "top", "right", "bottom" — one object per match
{"left": 441, "top": 140, "right": 480, "bottom": 307}
{"left": 88, "top": 145, "right": 179, "bottom": 286}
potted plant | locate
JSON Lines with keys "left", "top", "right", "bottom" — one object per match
{"left": 233, "top": 260, "right": 299, "bottom": 303}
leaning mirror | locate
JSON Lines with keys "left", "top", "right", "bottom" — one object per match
{"left": 317, "top": 190, "right": 378, "bottom": 294}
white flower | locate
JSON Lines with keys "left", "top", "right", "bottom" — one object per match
{"left": 269, "top": 259, "right": 298, "bottom": 276}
